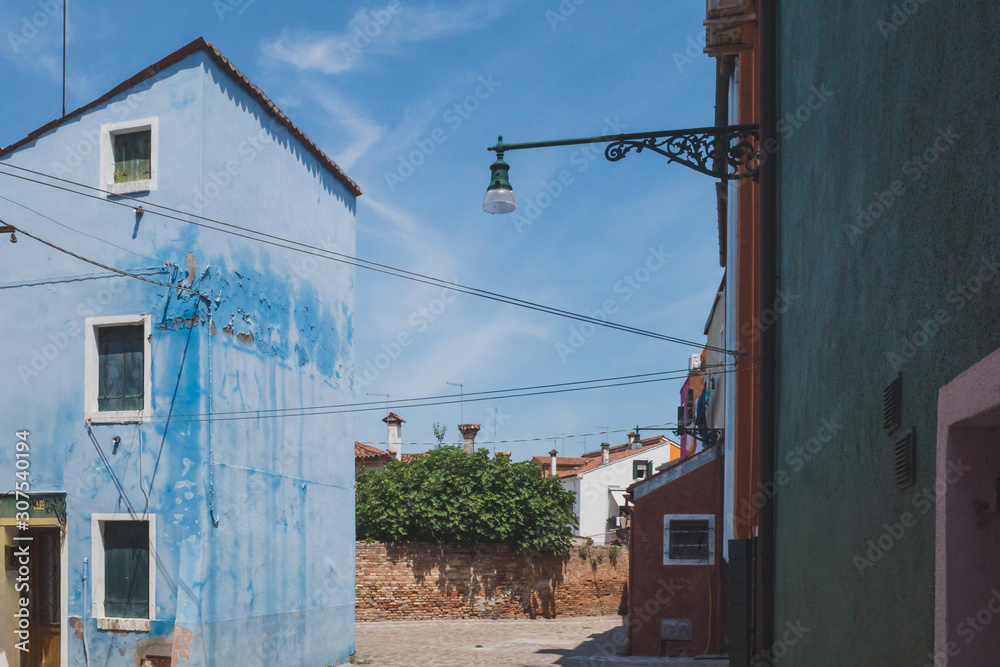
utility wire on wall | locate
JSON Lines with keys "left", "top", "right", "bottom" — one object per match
{"left": 0, "top": 213, "right": 746, "bottom": 426}
{"left": 0, "top": 164, "right": 746, "bottom": 356}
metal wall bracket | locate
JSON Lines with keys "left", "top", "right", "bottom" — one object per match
{"left": 488, "top": 124, "right": 760, "bottom": 182}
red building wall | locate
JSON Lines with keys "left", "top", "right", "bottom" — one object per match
{"left": 628, "top": 448, "right": 725, "bottom": 657}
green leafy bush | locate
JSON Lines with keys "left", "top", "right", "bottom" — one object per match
{"left": 356, "top": 445, "right": 578, "bottom": 553}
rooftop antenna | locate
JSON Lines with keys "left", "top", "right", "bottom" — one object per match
{"left": 446, "top": 382, "right": 464, "bottom": 423}
{"left": 366, "top": 393, "right": 389, "bottom": 418}
{"left": 62, "top": 0, "right": 67, "bottom": 117}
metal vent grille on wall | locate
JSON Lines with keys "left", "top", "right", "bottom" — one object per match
{"left": 883, "top": 373, "right": 902, "bottom": 434}
{"left": 893, "top": 429, "right": 916, "bottom": 489}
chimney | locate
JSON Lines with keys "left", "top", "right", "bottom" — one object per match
{"left": 382, "top": 412, "right": 405, "bottom": 460}
{"left": 459, "top": 423, "right": 481, "bottom": 454}
{"left": 601, "top": 442, "right": 610, "bottom": 465}
{"left": 549, "top": 449, "right": 559, "bottom": 477}
{"left": 495, "top": 451, "right": 511, "bottom": 459}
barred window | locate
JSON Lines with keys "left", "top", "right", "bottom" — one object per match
{"left": 668, "top": 519, "right": 710, "bottom": 560}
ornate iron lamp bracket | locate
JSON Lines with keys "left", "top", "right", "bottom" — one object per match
{"left": 630, "top": 425, "right": 724, "bottom": 448}
{"left": 671, "top": 426, "right": 724, "bottom": 447}
{"left": 605, "top": 126, "right": 759, "bottom": 181}
{"left": 488, "top": 124, "right": 760, "bottom": 182}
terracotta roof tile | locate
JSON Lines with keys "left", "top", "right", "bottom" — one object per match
{"left": 355, "top": 441, "right": 391, "bottom": 460}
{"left": 538, "top": 436, "right": 678, "bottom": 478}
{"left": 530, "top": 455, "right": 588, "bottom": 477}
{"left": 581, "top": 435, "right": 669, "bottom": 459}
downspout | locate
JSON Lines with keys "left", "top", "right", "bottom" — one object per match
{"left": 713, "top": 54, "right": 733, "bottom": 655}
{"left": 82, "top": 557, "right": 91, "bottom": 665}
{"left": 757, "top": 0, "right": 778, "bottom": 659}
{"left": 715, "top": 55, "right": 735, "bottom": 268}
{"left": 208, "top": 294, "right": 219, "bottom": 527}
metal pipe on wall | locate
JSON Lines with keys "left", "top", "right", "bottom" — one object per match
{"left": 756, "top": 0, "right": 778, "bottom": 660}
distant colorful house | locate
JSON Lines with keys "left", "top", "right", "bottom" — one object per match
{"left": 535, "top": 436, "right": 681, "bottom": 545}
{"left": 0, "top": 38, "right": 358, "bottom": 666}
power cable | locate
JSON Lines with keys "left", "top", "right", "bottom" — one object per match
{"left": 360, "top": 422, "right": 678, "bottom": 447}
{"left": 0, "top": 192, "right": 158, "bottom": 261}
{"left": 0, "top": 164, "right": 742, "bottom": 356}
{"left": 170, "top": 364, "right": 736, "bottom": 418}
{"left": 0, "top": 213, "right": 748, "bottom": 428}
{"left": 150, "top": 366, "right": 748, "bottom": 424}
{"left": 1, "top": 220, "right": 208, "bottom": 298}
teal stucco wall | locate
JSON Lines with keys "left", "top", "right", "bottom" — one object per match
{"left": 773, "top": 3, "right": 1000, "bottom": 665}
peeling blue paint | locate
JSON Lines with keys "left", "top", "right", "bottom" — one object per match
{"left": 0, "top": 46, "right": 355, "bottom": 666}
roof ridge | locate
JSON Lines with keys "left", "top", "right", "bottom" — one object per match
{"left": 0, "top": 37, "right": 362, "bottom": 197}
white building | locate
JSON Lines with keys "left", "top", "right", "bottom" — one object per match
{"left": 535, "top": 435, "right": 681, "bottom": 545}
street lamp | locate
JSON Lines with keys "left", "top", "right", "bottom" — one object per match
{"left": 482, "top": 125, "right": 760, "bottom": 214}
{"left": 482, "top": 146, "right": 516, "bottom": 214}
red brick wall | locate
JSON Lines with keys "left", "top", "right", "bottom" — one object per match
{"left": 356, "top": 542, "right": 628, "bottom": 622}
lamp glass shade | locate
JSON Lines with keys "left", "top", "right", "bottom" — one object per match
{"left": 483, "top": 187, "right": 516, "bottom": 214}
{"left": 483, "top": 154, "right": 516, "bottom": 214}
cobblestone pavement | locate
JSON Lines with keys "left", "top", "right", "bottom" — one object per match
{"left": 354, "top": 617, "right": 729, "bottom": 666}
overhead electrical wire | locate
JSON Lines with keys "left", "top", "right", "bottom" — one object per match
{"left": 0, "top": 197, "right": 749, "bottom": 435}
{"left": 360, "top": 422, "right": 679, "bottom": 447}
{"left": 0, "top": 221, "right": 208, "bottom": 298}
{"left": 0, "top": 192, "right": 159, "bottom": 262}
{"left": 0, "top": 163, "right": 743, "bottom": 356}
{"left": 170, "top": 363, "right": 737, "bottom": 418}
{"left": 150, "top": 365, "right": 748, "bottom": 424}
{"left": 0, "top": 213, "right": 748, "bottom": 426}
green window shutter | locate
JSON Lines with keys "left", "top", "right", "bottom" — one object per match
{"left": 97, "top": 325, "right": 144, "bottom": 412}
{"left": 113, "top": 130, "right": 152, "bottom": 183}
{"left": 103, "top": 521, "right": 149, "bottom": 619}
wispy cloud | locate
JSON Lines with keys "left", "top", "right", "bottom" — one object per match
{"left": 383, "top": 310, "right": 551, "bottom": 395}
{"left": 308, "top": 87, "right": 385, "bottom": 171}
{"left": 262, "top": 2, "right": 506, "bottom": 75}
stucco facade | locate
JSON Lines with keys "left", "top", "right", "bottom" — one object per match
{"left": 0, "top": 40, "right": 357, "bottom": 666}
{"left": 772, "top": 4, "right": 1000, "bottom": 665}
{"left": 558, "top": 438, "right": 680, "bottom": 546}
{"left": 627, "top": 446, "right": 725, "bottom": 657}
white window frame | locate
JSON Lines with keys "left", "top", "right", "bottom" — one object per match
{"left": 85, "top": 314, "right": 152, "bottom": 423}
{"left": 90, "top": 513, "right": 156, "bottom": 631}
{"left": 663, "top": 513, "right": 715, "bottom": 565}
{"left": 100, "top": 117, "right": 159, "bottom": 195}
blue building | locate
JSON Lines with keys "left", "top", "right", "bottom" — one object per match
{"left": 0, "top": 38, "right": 359, "bottom": 666}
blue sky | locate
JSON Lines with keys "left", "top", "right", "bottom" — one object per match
{"left": 1, "top": 0, "right": 722, "bottom": 461}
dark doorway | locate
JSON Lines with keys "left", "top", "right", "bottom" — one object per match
{"left": 22, "top": 528, "right": 61, "bottom": 667}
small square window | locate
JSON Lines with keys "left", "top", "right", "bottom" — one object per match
{"left": 633, "top": 459, "right": 652, "bottom": 480}
{"left": 663, "top": 514, "right": 715, "bottom": 565}
{"left": 669, "top": 520, "right": 710, "bottom": 560}
{"left": 101, "top": 118, "right": 158, "bottom": 195}
{"left": 85, "top": 315, "right": 151, "bottom": 423}
{"left": 113, "top": 130, "right": 152, "bottom": 184}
